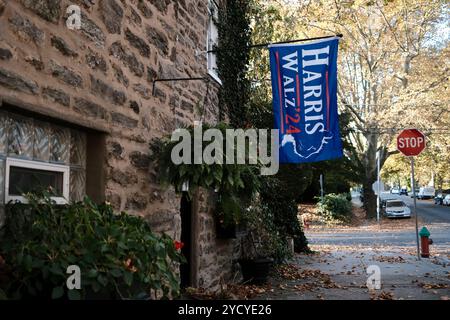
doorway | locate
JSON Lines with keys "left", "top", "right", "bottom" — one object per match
{"left": 180, "top": 192, "right": 192, "bottom": 288}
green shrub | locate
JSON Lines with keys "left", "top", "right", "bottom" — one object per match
{"left": 317, "top": 193, "right": 352, "bottom": 222}
{"left": 0, "top": 192, "right": 184, "bottom": 300}
{"left": 242, "top": 202, "right": 290, "bottom": 263}
{"left": 259, "top": 176, "right": 309, "bottom": 254}
{"left": 0, "top": 289, "right": 7, "bottom": 300}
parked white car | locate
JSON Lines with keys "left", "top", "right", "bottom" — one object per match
{"left": 383, "top": 200, "right": 411, "bottom": 218}
{"left": 443, "top": 195, "right": 450, "bottom": 206}
{"left": 418, "top": 187, "right": 435, "bottom": 200}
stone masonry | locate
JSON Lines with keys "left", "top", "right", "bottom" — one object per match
{"left": 0, "top": 0, "right": 238, "bottom": 291}
{"left": 194, "top": 188, "right": 242, "bottom": 289}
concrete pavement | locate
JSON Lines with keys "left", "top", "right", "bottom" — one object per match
{"left": 258, "top": 249, "right": 450, "bottom": 300}
{"left": 257, "top": 193, "right": 450, "bottom": 300}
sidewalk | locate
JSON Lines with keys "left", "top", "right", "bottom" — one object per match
{"left": 253, "top": 194, "right": 450, "bottom": 300}
{"left": 257, "top": 249, "right": 450, "bottom": 300}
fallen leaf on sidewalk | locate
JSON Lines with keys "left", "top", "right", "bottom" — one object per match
{"left": 294, "top": 283, "right": 316, "bottom": 291}
{"left": 418, "top": 282, "right": 450, "bottom": 290}
{"left": 226, "top": 284, "right": 272, "bottom": 299}
{"left": 277, "top": 265, "right": 343, "bottom": 291}
{"left": 370, "top": 291, "right": 395, "bottom": 300}
{"left": 278, "top": 284, "right": 288, "bottom": 290}
{"left": 183, "top": 287, "right": 218, "bottom": 300}
{"left": 183, "top": 283, "right": 273, "bottom": 300}
{"left": 374, "top": 255, "right": 405, "bottom": 263}
{"left": 275, "top": 264, "right": 304, "bottom": 280}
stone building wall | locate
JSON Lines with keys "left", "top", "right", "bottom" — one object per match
{"left": 0, "top": 0, "right": 240, "bottom": 290}
{"left": 193, "top": 188, "right": 242, "bottom": 290}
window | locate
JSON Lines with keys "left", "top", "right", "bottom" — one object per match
{"left": 0, "top": 110, "right": 87, "bottom": 206}
{"left": 207, "top": 0, "right": 221, "bottom": 84}
{"left": 386, "top": 201, "right": 405, "bottom": 208}
{"left": 5, "top": 158, "right": 70, "bottom": 204}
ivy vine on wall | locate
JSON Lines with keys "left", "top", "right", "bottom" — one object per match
{"left": 216, "top": 0, "right": 252, "bottom": 127}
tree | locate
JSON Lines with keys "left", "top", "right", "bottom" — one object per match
{"left": 382, "top": 43, "right": 450, "bottom": 191}
{"left": 249, "top": 0, "right": 449, "bottom": 217}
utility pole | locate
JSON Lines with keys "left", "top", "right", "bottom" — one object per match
{"left": 376, "top": 151, "right": 381, "bottom": 223}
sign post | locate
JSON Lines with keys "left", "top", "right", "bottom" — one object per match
{"left": 410, "top": 157, "right": 420, "bottom": 260}
{"left": 377, "top": 151, "right": 381, "bottom": 223}
{"left": 397, "top": 129, "right": 426, "bottom": 260}
{"left": 372, "top": 179, "right": 384, "bottom": 223}
{"left": 319, "top": 174, "right": 324, "bottom": 215}
{"left": 320, "top": 174, "right": 324, "bottom": 203}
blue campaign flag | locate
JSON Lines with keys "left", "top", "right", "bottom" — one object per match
{"left": 269, "top": 37, "right": 343, "bottom": 163}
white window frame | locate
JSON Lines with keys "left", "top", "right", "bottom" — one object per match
{"left": 207, "top": 0, "right": 222, "bottom": 85}
{"left": 5, "top": 158, "right": 70, "bottom": 205}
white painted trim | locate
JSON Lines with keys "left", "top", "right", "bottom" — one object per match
{"left": 208, "top": 69, "right": 222, "bottom": 85}
{"left": 206, "top": 0, "right": 221, "bottom": 86}
{"left": 5, "top": 157, "right": 70, "bottom": 204}
{"left": 207, "top": 0, "right": 219, "bottom": 20}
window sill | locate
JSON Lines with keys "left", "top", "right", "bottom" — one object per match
{"left": 207, "top": 70, "right": 222, "bottom": 86}
{"left": 6, "top": 195, "right": 68, "bottom": 205}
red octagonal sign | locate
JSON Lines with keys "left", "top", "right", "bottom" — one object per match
{"left": 397, "top": 129, "right": 426, "bottom": 157}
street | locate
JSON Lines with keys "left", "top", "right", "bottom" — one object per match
{"left": 307, "top": 194, "right": 450, "bottom": 251}
{"left": 402, "top": 195, "right": 450, "bottom": 223}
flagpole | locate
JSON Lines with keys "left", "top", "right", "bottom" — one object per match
{"left": 205, "top": 34, "right": 343, "bottom": 53}
{"left": 153, "top": 34, "right": 344, "bottom": 92}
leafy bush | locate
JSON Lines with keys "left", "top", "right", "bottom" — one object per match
{"left": 259, "top": 176, "right": 309, "bottom": 255}
{"left": 241, "top": 202, "right": 289, "bottom": 262}
{"left": 151, "top": 123, "right": 261, "bottom": 226}
{"left": 0, "top": 192, "right": 184, "bottom": 300}
{"left": 317, "top": 193, "right": 352, "bottom": 222}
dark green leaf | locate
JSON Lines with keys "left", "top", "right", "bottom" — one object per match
{"left": 51, "top": 286, "right": 64, "bottom": 299}
{"left": 68, "top": 289, "right": 81, "bottom": 300}
{"left": 87, "top": 269, "right": 98, "bottom": 278}
{"left": 123, "top": 272, "right": 133, "bottom": 286}
{"left": 111, "top": 269, "right": 122, "bottom": 278}
{"left": 97, "top": 274, "right": 108, "bottom": 287}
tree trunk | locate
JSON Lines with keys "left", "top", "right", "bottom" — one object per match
{"left": 362, "top": 133, "right": 378, "bottom": 219}
{"left": 363, "top": 176, "right": 377, "bottom": 219}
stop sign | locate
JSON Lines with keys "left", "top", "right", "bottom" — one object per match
{"left": 397, "top": 129, "right": 426, "bottom": 156}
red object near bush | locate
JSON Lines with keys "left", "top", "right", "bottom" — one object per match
{"left": 174, "top": 241, "right": 185, "bottom": 250}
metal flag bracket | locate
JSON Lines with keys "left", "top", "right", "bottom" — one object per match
{"left": 152, "top": 33, "right": 343, "bottom": 96}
